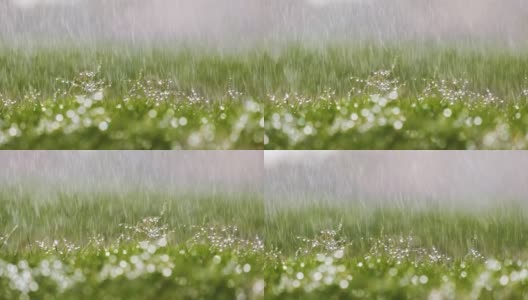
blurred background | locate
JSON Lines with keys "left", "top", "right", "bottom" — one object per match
{"left": 0, "top": 151, "right": 263, "bottom": 198}
{"left": 1, "top": 0, "right": 527, "bottom": 47}
{"left": 265, "top": 151, "right": 528, "bottom": 211}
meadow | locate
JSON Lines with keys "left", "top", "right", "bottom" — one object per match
{"left": 0, "top": 46, "right": 264, "bottom": 149}
{"left": 0, "top": 191, "right": 265, "bottom": 300}
{"left": 2, "top": 189, "right": 528, "bottom": 299}
{"left": 261, "top": 44, "right": 528, "bottom": 149}
{"left": 265, "top": 203, "right": 528, "bottom": 300}
{"left": 2, "top": 43, "right": 528, "bottom": 149}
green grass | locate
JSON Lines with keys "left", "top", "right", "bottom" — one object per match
{"left": 2, "top": 43, "right": 528, "bottom": 100}
{"left": 265, "top": 203, "right": 528, "bottom": 258}
{"left": 264, "top": 91, "right": 528, "bottom": 149}
{"left": 0, "top": 96, "right": 263, "bottom": 149}
{"left": 265, "top": 203, "right": 528, "bottom": 299}
{"left": 2, "top": 43, "right": 528, "bottom": 149}
{"left": 263, "top": 46, "right": 528, "bottom": 149}
{"left": 0, "top": 46, "right": 268, "bottom": 149}
{"left": 0, "top": 191, "right": 264, "bottom": 250}
{"left": 2, "top": 190, "right": 528, "bottom": 299}
{"left": 0, "top": 191, "right": 265, "bottom": 299}
{"left": 0, "top": 60, "right": 263, "bottom": 149}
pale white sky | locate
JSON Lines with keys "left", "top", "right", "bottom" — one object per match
{"left": 10, "top": 0, "right": 358, "bottom": 8}
{"left": 266, "top": 151, "right": 528, "bottom": 209}
{"left": 11, "top": 0, "right": 78, "bottom": 8}
{"left": 306, "top": 0, "right": 367, "bottom": 6}
{"left": 265, "top": 151, "right": 338, "bottom": 166}
{"left": 3, "top": 0, "right": 527, "bottom": 47}
{"left": 0, "top": 151, "right": 262, "bottom": 196}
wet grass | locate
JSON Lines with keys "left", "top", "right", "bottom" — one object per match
{"left": 0, "top": 46, "right": 266, "bottom": 149}
{"left": 0, "top": 192, "right": 264, "bottom": 250}
{"left": 265, "top": 203, "right": 528, "bottom": 258}
{"left": 0, "top": 222, "right": 266, "bottom": 300}
{"left": 265, "top": 204, "right": 528, "bottom": 299}
{"left": 264, "top": 55, "right": 528, "bottom": 149}
{"left": 264, "top": 90, "right": 528, "bottom": 149}
{"left": 0, "top": 96, "right": 263, "bottom": 149}
{"left": 0, "top": 65, "right": 263, "bottom": 149}
{"left": 2, "top": 43, "right": 528, "bottom": 100}
{"left": 2, "top": 191, "right": 528, "bottom": 299}
{"left": 0, "top": 192, "right": 266, "bottom": 299}
{"left": 2, "top": 43, "right": 528, "bottom": 149}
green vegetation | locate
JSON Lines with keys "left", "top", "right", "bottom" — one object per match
{"left": 2, "top": 44, "right": 528, "bottom": 100}
{"left": 0, "top": 191, "right": 265, "bottom": 299}
{"left": 2, "top": 44, "right": 528, "bottom": 149}
{"left": 0, "top": 95, "right": 262, "bottom": 149}
{"left": 265, "top": 204, "right": 528, "bottom": 299}
{"left": 0, "top": 46, "right": 266, "bottom": 149}
{"left": 0, "top": 191, "right": 264, "bottom": 249}
{"left": 2, "top": 190, "right": 528, "bottom": 299}
{"left": 264, "top": 84, "right": 528, "bottom": 149}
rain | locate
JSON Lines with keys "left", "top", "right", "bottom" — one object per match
{"left": 0, "top": 151, "right": 263, "bottom": 198}
{"left": 1, "top": 1, "right": 527, "bottom": 47}
{"left": 2, "top": 0, "right": 528, "bottom": 298}
{"left": 265, "top": 151, "right": 528, "bottom": 211}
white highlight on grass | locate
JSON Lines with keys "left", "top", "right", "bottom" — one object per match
{"left": 93, "top": 90, "right": 103, "bottom": 101}
{"left": 303, "top": 125, "right": 314, "bottom": 135}
{"left": 388, "top": 90, "right": 398, "bottom": 100}
{"left": 499, "top": 275, "right": 509, "bottom": 286}
{"left": 8, "top": 127, "right": 19, "bottom": 137}
{"left": 252, "top": 279, "right": 265, "bottom": 295}
{"left": 485, "top": 259, "right": 501, "bottom": 271}
{"left": 339, "top": 280, "right": 349, "bottom": 289}
{"left": 333, "top": 249, "right": 344, "bottom": 259}
{"left": 243, "top": 264, "right": 251, "bottom": 273}
{"left": 98, "top": 121, "right": 108, "bottom": 131}
{"left": 148, "top": 110, "right": 157, "bottom": 119}
{"left": 313, "top": 272, "right": 323, "bottom": 281}
{"left": 419, "top": 275, "right": 429, "bottom": 284}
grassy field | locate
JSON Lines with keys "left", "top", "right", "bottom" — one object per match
{"left": 0, "top": 191, "right": 265, "bottom": 299}
{"left": 0, "top": 95, "right": 262, "bottom": 149}
{"left": 0, "top": 46, "right": 264, "bottom": 149}
{"left": 264, "top": 89, "right": 528, "bottom": 149}
{"left": 261, "top": 44, "right": 528, "bottom": 149}
{"left": 2, "top": 44, "right": 528, "bottom": 100}
{"left": 2, "top": 190, "right": 528, "bottom": 299}
{"left": 265, "top": 204, "right": 528, "bottom": 300}
{"left": 2, "top": 43, "right": 528, "bottom": 149}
